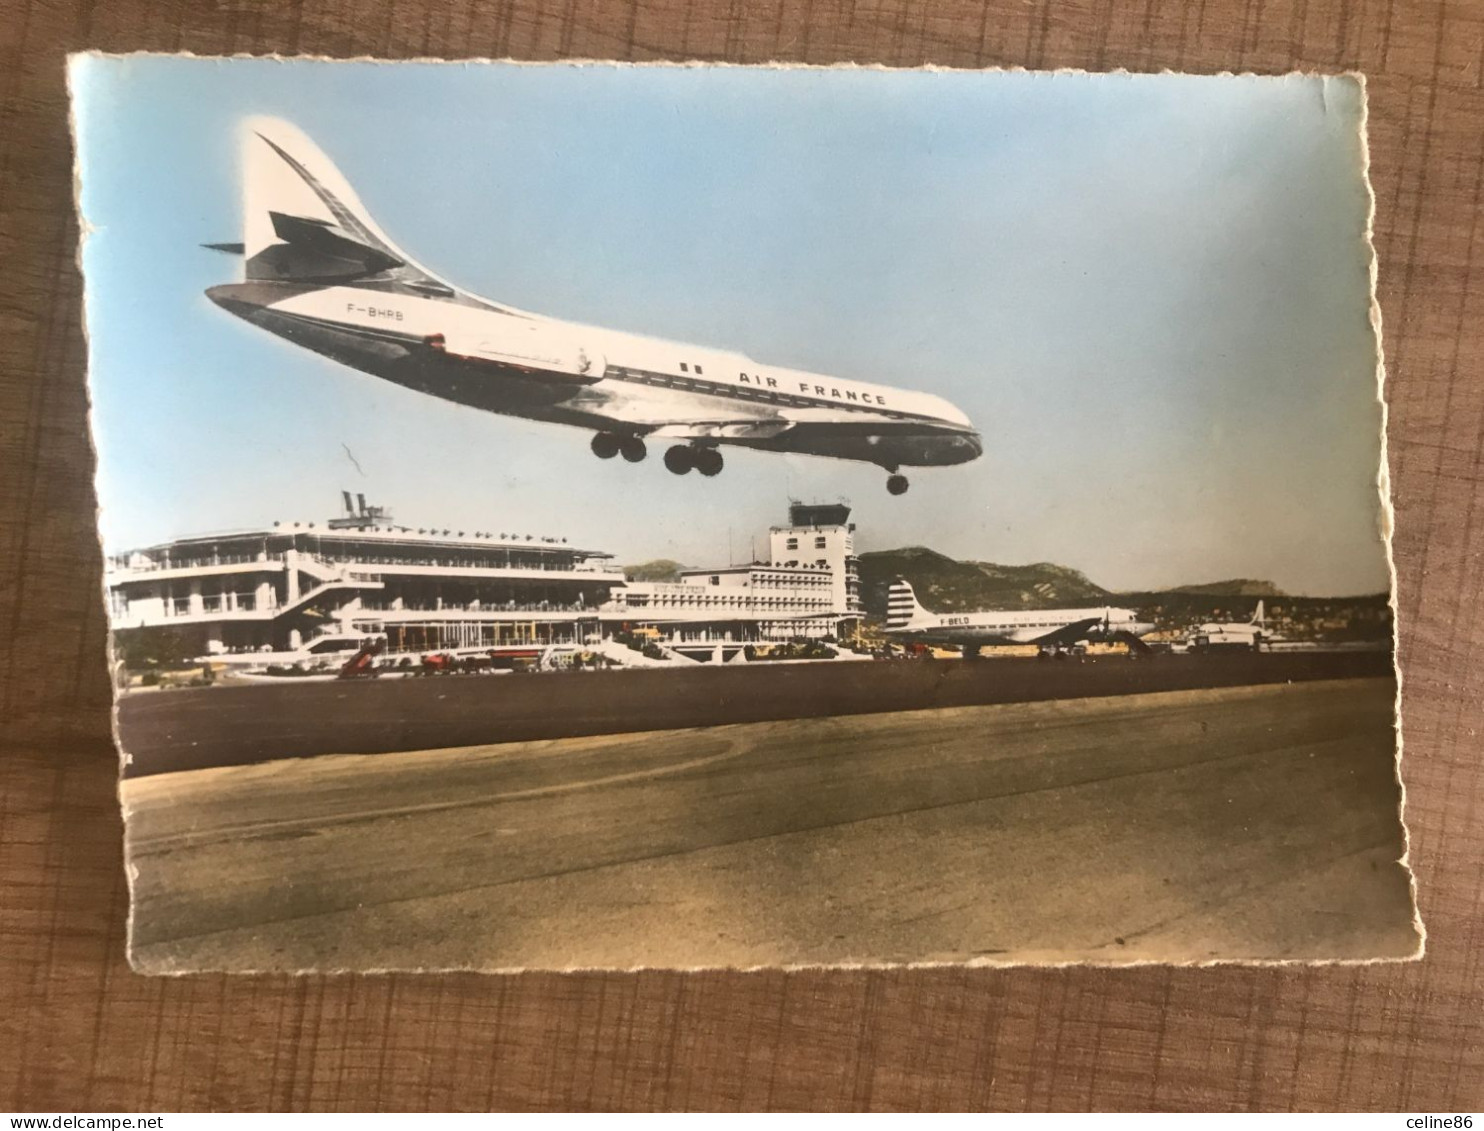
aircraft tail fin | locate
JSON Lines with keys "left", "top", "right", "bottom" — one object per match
{"left": 235, "top": 117, "right": 450, "bottom": 292}
{"left": 1253, "top": 599, "right": 1266, "bottom": 626}
{"left": 885, "top": 578, "right": 931, "bottom": 631}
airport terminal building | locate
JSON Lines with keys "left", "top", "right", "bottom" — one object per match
{"left": 606, "top": 503, "right": 863, "bottom": 647}
{"left": 105, "top": 497, "right": 863, "bottom": 666}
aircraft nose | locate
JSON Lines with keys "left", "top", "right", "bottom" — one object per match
{"left": 959, "top": 431, "right": 984, "bottom": 461}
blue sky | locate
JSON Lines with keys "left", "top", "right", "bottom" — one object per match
{"left": 72, "top": 58, "right": 1388, "bottom": 595}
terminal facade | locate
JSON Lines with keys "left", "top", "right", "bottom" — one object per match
{"left": 105, "top": 497, "right": 863, "bottom": 666}
{"left": 607, "top": 503, "right": 862, "bottom": 648}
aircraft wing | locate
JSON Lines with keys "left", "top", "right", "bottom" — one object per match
{"left": 565, "top": 379, "right": 900, "bottom": 440}
{"left": 648, "top": 420, "right": 794, "bottom": 440}
{"left": 1029, "top": 618, "right": 1105, "bottom": 647}
{"left": 564, "top": 381, "right": 794, "bottom": 439}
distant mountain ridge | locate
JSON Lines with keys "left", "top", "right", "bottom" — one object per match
{"left": 856, "top": 547, "right": 1109, "bottom": 614}
{"left": 1165, "top": 579, "right": 1287, "bottom": 597}
{"left": 623, "top": 559, "right": 687, "bottom": 583}
{"left": 856, "top": 546, "right": 1294, "bottom": 617}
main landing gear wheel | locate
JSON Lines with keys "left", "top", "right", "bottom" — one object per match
{"left": 619, "top": 436, "right": 647, "bottom": 463}
{"left": 886, "top": 473, "right": 910, "bottom": 496}
{"left": 693, "top": 447, "right": 723, "bottom": 477}
{"left": 664, "top": 445, "right": 725, "bottom": 476}
{"left": 591, "top": 432, "right": 620, "bottom": 460}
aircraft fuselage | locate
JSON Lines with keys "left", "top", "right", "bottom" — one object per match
{"left": 887, "top": 608, "right": 1155, "bottom": 649}
{"left": 883, "top": 578, "right": 1154, "bottom": 652}
{"left": 208, "top": 280, "right": 981, "bottom": 471}
{"left": 205, "top": 119, "right": 984, "bottom": 492}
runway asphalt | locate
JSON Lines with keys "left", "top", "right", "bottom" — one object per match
{"left": 116, "top": 649, "right": 1394, "bottom": 777}
{"left": 122, "top": 677, "right": 1416, "bottom": 971}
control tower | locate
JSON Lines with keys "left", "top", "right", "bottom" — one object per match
{"left": 769, "top": 502, "right": 862, "bottom": 623}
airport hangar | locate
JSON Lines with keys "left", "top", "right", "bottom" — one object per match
{"left": 105, "top": 498, "right": 865, "bottom": 666}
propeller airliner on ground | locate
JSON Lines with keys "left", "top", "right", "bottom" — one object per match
{"left": 204, "top": 119, "right": 983, "bottom": 495}
{"left": 1187, "top": 601, "right": 1271, "bottom": 652}
{"left": 884, "top": 578, "right": 1155, "bottom": 658}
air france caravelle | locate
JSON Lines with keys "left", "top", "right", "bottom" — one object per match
{"left": 884, "top": 579, "right": 1155, "bottom": 658}
{"left": 204, "top": 118, "right": 983, "bottom": 496}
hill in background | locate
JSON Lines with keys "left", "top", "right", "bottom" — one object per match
{"left": 1167, "top": 579, "right": 1287, "bottom": 598}
{"left": 856, "top": 547, "right": 1109, "bottom": 615}
{"left": 623, "top": 559, "right": 687, "bottom": 583}
{"left": 857, "top": 545, "right": 1389, "bottom": 639}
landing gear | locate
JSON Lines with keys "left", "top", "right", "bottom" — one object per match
{"left": 886, "top": 473, "right": 910, "bottom": 496}
{"left": 693, "top": 447, "right": 723, "bottom": 477}
{"left": 664, "top": 445, "right": 695, "bottom": 475}
{"left": 664, "top": 444, "right": 724, "bottom": 477}
{"left": 593, "top": 432, "right": 647, "bottom": 462}
{"left": 1037, "top": 645, "right": 1080, "bottom": 662}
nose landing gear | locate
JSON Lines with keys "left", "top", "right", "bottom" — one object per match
{"left": 886, "top": 473, "right": 910, "bottom": 496}
{"left": 664, "top": 444, "right": 724, "bottom": 477}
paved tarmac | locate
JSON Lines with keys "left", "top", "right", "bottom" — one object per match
{"left": 117, "top": 650, "right": 1394, "bottom": 777}
{"left": 123, "top": 677, "right": 1417, "bottom": 971}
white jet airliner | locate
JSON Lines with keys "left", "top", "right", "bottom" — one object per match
{"left": 884, "top": 579, "right": 1155, "bottom": 658}
{"left": 204, "top": 118, "right": 983, "bottom": 495}
{"left": 1187, "top": 601, "right": 1270, "bottom": 652}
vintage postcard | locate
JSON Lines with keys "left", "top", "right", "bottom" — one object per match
{"left": 69, "top": 57, "right": 1417, "bottom": 971}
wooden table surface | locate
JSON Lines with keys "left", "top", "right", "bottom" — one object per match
{"left": 2, "top": 0, "right": 1480, "bottom": 1112}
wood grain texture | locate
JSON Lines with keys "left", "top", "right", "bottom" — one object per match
{"left": 1, "top": 0, "right": 1480, "bottom": 1112}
